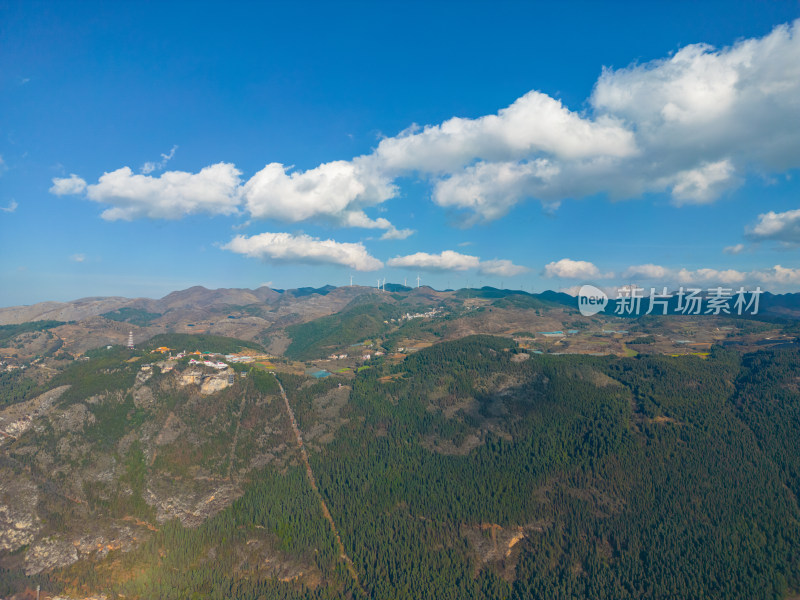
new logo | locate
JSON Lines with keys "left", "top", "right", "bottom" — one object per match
{"left": 577, "top": 284, "right": 608, "bottom": 316}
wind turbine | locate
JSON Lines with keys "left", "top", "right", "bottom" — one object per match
{"left": 382, "top": 277, "right": 386, "bottom": 291}
{"left": 416, "top": 274, "right": 421, "bottom": 288}
{"left": 350, "top": 274, "right": 353, "bottom": 287}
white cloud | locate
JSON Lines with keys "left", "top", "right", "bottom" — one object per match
{"left": 544, "top": 258, "right": 610, "bottom": 279}
{"left": 478, "top": 259, "right": 529, "bottom": 277}
{"left": 50, "top": 174, "right": 87, "bottom": 196}
{"left": 51, "top": 21, "right": 800, "bottom": 231}
{"left": 746, "top": 208, "right": 800, "bottom": 244}
{"left": 607, "top": 261, "right": 800, "bottom": 289}
{"left": 380, "top": 227, "right": 415, "bottom": 240}
{"left": 724, "top": 243, "right": 746, "bottom": 255}
{"left": 70, "top": 253, "right": 86, "bottom": 263}
{"left": 243, "top": 159, "right": 398, "bottom": 231}
{"left": 623, "top": 264, "right": 671, "bottom": 279}
{"left": 668, "top": 160, "right": 738, "bottom": 205}
{"left": 0, "top": 200, "right": 17, "bottom": 213}
{"left": 677, "top": 267, "right": 747, "bottom": 284}
{"left": 560, "top": 261, "right": 800, "bottom": 291}
{"left": 754, "top": 265, "right": 800, "bottom": 285}
{"left": 387, "top": 250, "right": 480, "bottom": 271}
{"left": 222, "top": 232, "right": 383, "bottom": 271}
{"left": 86, "top": 163, "right": 242, "bottom": 220}
{"left": 141, "top": 145, "right": 178, "bottom": 174}
{"left": 400, "top": 19, "right": 800, "bottom": 219}
{"left": 559, "top": 285, "right": 583, "bottom": 297}
{"left": 618, "top": 263, "right": 748, "bottom": 284}
{"left": 433, "top": 159, "right": 561, "bottom": 222}
{"left": 373, "top": 90, "right": 636, "bottom": 174}
{"left": 387, "top": 250, "right": 527, "bottom": 276}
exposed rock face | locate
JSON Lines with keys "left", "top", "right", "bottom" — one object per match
{"left": 200, "top": 372, "right": 231, "bottom": 395}
{"left": 178, "top": 368, "right": 232, "bottom": 395}
{"left": 135, "top": 368, "right": 153, "bottom": 386}
{"left": 0, "top": 476, "right": 40, "bottom": 553}
{"left": 52, "top": 403, "right": 95, "bottom": 434}
{"left": 23, "top": 525, "right": 141, "bottom": 575}
{"left": 145, "top": 482, "right": 242, "bottom": 528}
{"left": 155, "top": 412, "right": 186, "bottom": 446}
{"left": 132, "top": 384, "right": 155, "bottom": 408}
{"left": 179, "top": 369, "right": 202, "bottom": 386}
{"left": 72, "top": 526, "right": 139, "bottom": 560}
{"left": 0, "top": 385, "right": 70, "bottom": 443}
{"left": 24, "top": 536, "right": 79, "bottom": 575}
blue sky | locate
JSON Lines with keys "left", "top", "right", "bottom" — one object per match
{"left": 2, "top": 0, "right": 800, "bottom": 305}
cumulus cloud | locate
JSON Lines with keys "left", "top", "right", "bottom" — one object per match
{"left": 619, "top": 263, "right": 749, "bottom": 285}
{"left": 558, "top": 260, "right": 800, "bottom": 290}
{"left": 387, "top": 250, "right": 527, "bottom": 276}
{"left": 53, "top": 158, "right": 407, "bottom": 235}
{"left": 380, "top": 227, "right": 415, "bottom": 240}
{"left": 0, "top": 200, "right": 17, "bottom": 213}
{"left": 86, "top": 164, "right": 242, "bottom": 220}
{"left": 51, "top": 21, "right": 800, "bottom": 230}
{"left": 724, "top": 243, "right": 746, "bottom": 255}
{"left": 372, "top": 90, "right": 636, "bottom": 174}
{"left": 433, "top": 159, "right": 561, "bottom": 222}
{"left": 754, "top": 265, "right": 800, "bottom": 285}
{"left": 676, "top": 267, "right": 747, "bottom": 284}
{"left": 478, "top": 259, "right": 530, "bottom": 277}
{"left": 667, "top": 160, "right": 738, "bottom": 205}
{"left": 623, "top": 263, "right": 671, "bottom": 279}
{"left": 616, "top": 263, "right": 749, "bottom": 285}
{"left": 50, "top": 174, "right": 87, "bottom": 196}
{"left": 222, "top": 232, "right": 383, "bottom": 271}
{"left": 70, "top": 253, "right": 86, "bottom": 263}
{"left": 387, "top": 250, "right": 480, "bottom": 271}
{"left": 544, "top": 258, "right": 611, "bottom": 279}
{"left": 676, "top": 265, "right": 800, "bottom": 287}
{"left": 746, "top": 208, "right": 800, "bottom": 244}
{"left": 405, "top": 19, "right": 800, "bottom": 219}
{"left": 243, "top": 159, "right": 400, "bottom": 232}
{"left": 141, "top": 145, "right": 178, "bottom": 174}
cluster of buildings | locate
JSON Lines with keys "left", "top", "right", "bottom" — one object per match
{"left": 386, "top": 307, "right": 444, "bottom": 323}
{"left": 151, "top": 346, "right": 269, "bottom": 365}
{"left": 226, "top": 354, "right": 256, "bottom": 363}
{"left": 328, "top": 350, "right": 385, "bottom": 362}
{"left": 188, "top": 358, "right": 228, "bottom": 370}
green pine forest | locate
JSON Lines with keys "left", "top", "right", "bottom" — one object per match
{"left": 3, "top": 335, "right": 800, "bottom": 599}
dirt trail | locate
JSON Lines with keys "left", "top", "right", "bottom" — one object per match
{"left": 272, "top": 373, "right": 363, "bottom": 591}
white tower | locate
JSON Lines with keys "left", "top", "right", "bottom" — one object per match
{"left": 350, "top": 274, "right": 353, "bottom": 287}
{"left": 127, "top": 331, "right": 134, "bottom": 350}
{"left": 416, "top": 275, "right": 421, "bottom": 288}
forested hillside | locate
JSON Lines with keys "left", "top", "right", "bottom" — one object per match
{"left": 1, "top": 334, "right": 799, "bottom": 599}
